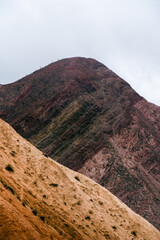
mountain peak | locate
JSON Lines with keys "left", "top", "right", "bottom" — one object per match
{"left": 0, "top": 57, "right": 159, "bottom": 229}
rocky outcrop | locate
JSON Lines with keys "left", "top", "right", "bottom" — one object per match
{"left": 0, "top": 57, "right": 160, "bottom": 229}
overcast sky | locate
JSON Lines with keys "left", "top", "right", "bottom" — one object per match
{"left": 0, "top": 0, "right": 160, "bottom": 105}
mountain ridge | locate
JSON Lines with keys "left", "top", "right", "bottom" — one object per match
{"left": 0, "top": 57, "right": 159, "bottom": 229}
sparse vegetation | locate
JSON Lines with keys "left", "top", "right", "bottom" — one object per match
{"left": 131, "top": 231, "right": 137, "bottom": 237}
{"left": 43, "top": 152, "right": 49, "bottom": 158}
{"left": 85, "top": 216, "right": 91, "bottom": 220}
{"left": 64, "top": 223, "right": 69, "bottom": 227}
{"left": 104, "top": 233, "right": 111, "bottom": 239}
{"left": 99, "top": 201, "right": 103, "bottom": 205}
{"left": 40, "top": 216, "right": 45, "bottom": 222}
{"left": 17, "top": 196, "right": 21, "bottom": 201}
{"left": 10, "top": 151, "right": 16, "bottom": 157}
{"left": 75, "top": 176, "right": 80, "bottom": 181}
{"left": 89, "top": 209, "right": 93, "bottom": 214}
{"left": 42, "top": 194, "right": 46, "bottom": 198}
{"left": 5, "top": 164, "right": 14, "bottom": 172}
{"left": 77, "top": 200, "right": 81, "bottom": 205}
{"left": 3, "top": 183, "right": 15, "bottom": 195}
{"left": 112, "top": 226, "right": 117, "bottom": 230}
{"left": 32, "top": 209, "right": 38, "bottom": 215}
{"left": 28, "top": 190, "right": 35, "bottom": 197}
{"left": 49, "top": 183, "right": 58, "bottom": 187}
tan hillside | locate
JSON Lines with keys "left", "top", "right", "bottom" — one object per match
{"left": 0, "top": 118, "right": 159, "bottom": 240}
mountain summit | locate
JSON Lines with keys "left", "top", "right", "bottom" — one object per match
{"left": 0, "top": 57, "right": 160, "bottom": 229}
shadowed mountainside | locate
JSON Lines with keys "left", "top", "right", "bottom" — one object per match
{"left": 0, "top": 118, "right": 160, "bottom": 240}
{"left": 0, "top": 57, "right": 160, "bottom": 229}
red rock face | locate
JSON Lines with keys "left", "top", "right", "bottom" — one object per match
{"left": 0, "top": 57, "right": 159, "bottom": 229}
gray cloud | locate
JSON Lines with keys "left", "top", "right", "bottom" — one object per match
{"left": 0, "top": 0, "right": 160, "bottom": 105}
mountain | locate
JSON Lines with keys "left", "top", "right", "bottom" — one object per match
{"left": 0, "top": 57, "right": 160, "bottom": 229}
{"left": 0, "top": 118, "right": 160, "bottom": 240}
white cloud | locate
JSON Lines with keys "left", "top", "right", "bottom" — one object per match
{"left": 0, "top": 0, "right": 160, "bottom": 105}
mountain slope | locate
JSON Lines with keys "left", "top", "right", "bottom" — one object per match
{"left": 0, "top": 118, "right": 160, "bottom": 240}
{"left": 0, "top": 57, "right": 160, "bottom": 229}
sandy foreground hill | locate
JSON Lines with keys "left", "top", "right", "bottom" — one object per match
{"left": 0, "top": 118, "right": 159, "bottom": 240}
